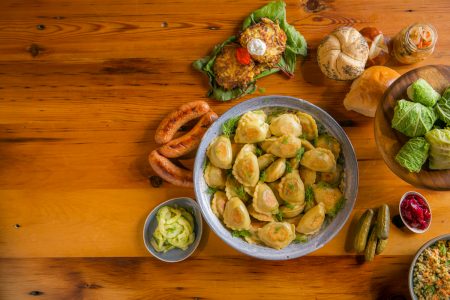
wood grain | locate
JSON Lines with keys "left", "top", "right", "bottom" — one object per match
{"left": 375, "top": 65, "right": 450, "bottom": 190}
{"left": 0, "top": 0, "right": 449, "bottom": 299}
{"left": 0, "top": 256, "right": 411, "bottom": 299}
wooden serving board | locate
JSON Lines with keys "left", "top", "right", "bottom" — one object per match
{"left": 375, "top": 65, "right": 450, "bottom": 190}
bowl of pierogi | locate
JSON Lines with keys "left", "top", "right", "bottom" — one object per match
{"left": 193, "top": 96, "right": 358, "bottom": 260}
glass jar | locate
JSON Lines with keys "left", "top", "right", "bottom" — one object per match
{"left": 392, "top": 23, "right": 437, "bottom": 64}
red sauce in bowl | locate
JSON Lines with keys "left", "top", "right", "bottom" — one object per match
{"left": 400, "top": 194, "right": 431, "bottom": 230}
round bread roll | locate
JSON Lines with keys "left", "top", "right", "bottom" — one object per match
{"left": 343, "top": 66, "right": 400, "bottom": 117}
{"left": 317, "top": 27, "right": 369, "bottom": 80}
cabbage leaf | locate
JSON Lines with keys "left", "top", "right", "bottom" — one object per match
{"left": 392, "top": 99, "right": 437, "bottom": 137}
{"left": 425, "top": 128, "right": 450, "bottom": 170}
{"left": 406, "top": 78, "right": 440, "bottom": 107}
{"left": 435, "top": 87, "right": 450, "bottom": 125}
{"left": 395, "top": 137, "right": 430, "bottom": 173}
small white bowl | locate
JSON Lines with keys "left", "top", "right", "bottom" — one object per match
{"left": 143, "top": 197, "right": 203, "bottom": 262}
{"left": 399, "top": 191, "right": 432, "bottom": 234}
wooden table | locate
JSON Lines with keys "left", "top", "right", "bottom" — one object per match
{"left": 0, "top": 0, "right": 449, "bottom": 299}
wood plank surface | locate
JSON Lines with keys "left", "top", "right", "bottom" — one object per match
{"left": 0, "top": 0, "right": 449, "bottom": 299}
{"left": 0, "top": 256, "right": 411, "bottom": 300}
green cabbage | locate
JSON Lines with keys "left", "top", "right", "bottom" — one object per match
{"left": 392, "top": 99, "right": 437, "bottom": 137}
{"left": 395, "top": 137, "right": 430, "bottom": 173}
{"left": 406, "top": 78, "right": 440, "bottom": 107}
{"left": 425, "top": 128, "right": 450, "bottom": 170}
{"left": 435, "top": 86, "right": 450, "bottom": 125}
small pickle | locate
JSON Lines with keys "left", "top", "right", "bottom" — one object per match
{"left": 376, "top": 204, "right": 390, "bottom": 240}
{"left": 353, "top": 209, "right": 374, "bottom": 253}
{"left": 376, "top": 238, "right": 388, "bottom": 255}
{"left": 364, "top": 227, "right": 378, "bottom": 262}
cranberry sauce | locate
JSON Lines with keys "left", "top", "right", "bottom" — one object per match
{"left": 400, "top": 193, "right": 431, "bottom": 230}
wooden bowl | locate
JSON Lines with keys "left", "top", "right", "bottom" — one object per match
{"left": 374, "top": 65, "right": 450, "bottom": 190}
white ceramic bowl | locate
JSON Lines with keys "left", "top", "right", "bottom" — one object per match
{"left": 399, "top": 191, "right": 432, "bottom": 234}
{"left": 193, "top": 96, "right": 359, "bottom": 260}
{"left": 143, "top": 197, "right": 203, "bottom": 262}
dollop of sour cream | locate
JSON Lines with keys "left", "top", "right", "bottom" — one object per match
{"left": 247, "top": 38, "right": 266, "bottom": 56}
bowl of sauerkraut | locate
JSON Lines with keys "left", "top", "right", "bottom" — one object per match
{"left": 193, "top": 96, "right": 358, "bottom": 260}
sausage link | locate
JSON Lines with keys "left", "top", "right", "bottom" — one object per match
{"left": 148, "top": 150, "right": 193, "bottom": 188}
{"left": 155, "top": 101, "right": 210, "bottom": 145}
{"left": 158, "top": 111, "right": 218, "bottom": 158}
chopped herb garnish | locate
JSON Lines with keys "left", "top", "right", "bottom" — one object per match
{"left": 231, "top": 229, "right": 251, "bottom": 238}
{"left": 285, "top": 161, "right": 293, "bottom": 173}
{"left": 317, "top": 122, "right": 327, "bottom": 135}
{"left": 206, "top": 186, "right": 218, "bottom": 195}
{"left": 202, "top": 159, "right": 208, "bottom": 171}
{"left": 305, "top": 185, "right": 314, "bottom": 204}
{"left": 439, "top": 243, "right": 447, "bottom": 256}
{"left": 258, "top": 87, "right": 266, "bottom": 94}
{"left": 275, "top": 211, "right": 283, "bottom": 221}
{"left": 328, "top": 196, "right": 346, "bottom": 218}
{"left": 284, "top": 202, "right": 295, "bottom": 209}
{"left": 259, "top": 170, "right": 267, "bottom": 182}
{"left": 222, "top": 116, "right": 241, "bottom": 137}
{"left": 281, "top": 136, "right": 289, "bottom": 144}
{"left": 287, "top": 183, "right": 295, "bottom": 191}
{"left": 234, "top": 184, "right": 248, "bottom": 201}
{"left": 293, "top": 233, "right": 308, "bottom": 244}
{"left": 423, "top": 285, "right": 436, "bottom": 295}
{"left": 267, "top": 108, "right": 287, "bottom": 119}
{"left": 295, "top": 147, "right": 305, "bottom": 161}
{"left": 255, "top": 146, "right": 263, "bottom": 157}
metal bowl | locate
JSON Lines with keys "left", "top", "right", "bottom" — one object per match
{"left": 408, "top": 234, "right": 450, "bottom": 299}
{"left": 143, "top": 197, "right": 203, "bottom": 263}
{"left": 193, "top": 96, "right": 359, "bottom": 260}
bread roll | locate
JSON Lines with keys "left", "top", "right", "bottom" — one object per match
{"left": 343, "top": 66, "right": 400, "bottom": 117}
{"left": 317, "top": 27, "right": 369, "bottom": 80}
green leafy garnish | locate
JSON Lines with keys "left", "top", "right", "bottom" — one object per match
{"left": 285, "top": 161, "right": 293, "bottom": 173}
{"left": 275, "top": 211, "right": 283, "bottom": 221}
{"left": 222, "top": 116, "right": 241, "bottom": 137}
{"left": 259, "top": 170, "right": 267, "bottom": 182}
{"left": 305, "top": 185, "right": 314, "bottom": 204}
{"left": 206, "top": 186, "right": 218, "bottom": 195}
{"left": 295, "top": 147, "right": 305, "bottom": 161}
{"left": 439, "top": 243, "right": 447, "bottom": 256}
{"left": 231, "top": 230, "right": 251, "bottom": 238}
{"left": 293, "top": 233, "right": 308, "bottom": 244}
{"left": 234, "top": 184, "right": 248, "bottom": 201}
{"left": 202, "top": 159, "right": 208, "bottom": 171}
{"left": 423, "top": 285, "right": 436, "bottom": 295}
{"left": 193, "top": 36, "right": 259, "bottom": 102}
{"left": 328, "top": 196, "right": 346, "bottom": 218}
{"left": 255, "top": 146, "right": 263, "bottom": 157}
{"left": 258, "top": 87, "right": 266, "bottom": 94}
{"left": 282, "top": 201, "right": 295, "bottom": 209}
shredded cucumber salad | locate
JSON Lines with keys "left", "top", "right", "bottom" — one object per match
{"left": 151, "top": 206, "right": 195, "bottom": 253}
